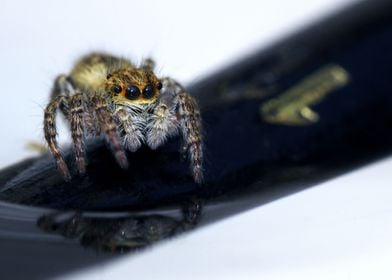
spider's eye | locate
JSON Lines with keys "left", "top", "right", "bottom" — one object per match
{"left": 143, "top": 84, "right": 155, "bottom": 99}
{"left": 157, "top": 82, "right": 163, "bottom": 90}
{"left": 112, "top": 85, "right": 122, "bottom": 94}
{"left": 125, "top": 85, "right": 141, "bottom": 100}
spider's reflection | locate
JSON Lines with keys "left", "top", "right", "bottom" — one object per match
{"left": 37, "top": 200, "right": 202, "bottom": 253}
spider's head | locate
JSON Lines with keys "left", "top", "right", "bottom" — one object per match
{"left": 105, "top": 67, "right": 162, "bottom": 106}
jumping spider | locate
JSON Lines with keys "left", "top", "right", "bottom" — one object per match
{"left": 44, "top": 53, "right": 203, "bottom": 183}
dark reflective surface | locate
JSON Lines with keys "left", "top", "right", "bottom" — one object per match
{"left": 37, "top": 199, "right": 202, "bottom": 253}
{"left": 0, "top": 1, "right": 392, "bottom": 279}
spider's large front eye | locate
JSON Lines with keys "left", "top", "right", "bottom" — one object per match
{"left": 143, "top": 84, "right": 155, "bottom": 99}
{"left": 125, "top": 85, "right": 141, "bottom": 100}
{"left": 112, "top": 85, "right": 122, "bottom": 94}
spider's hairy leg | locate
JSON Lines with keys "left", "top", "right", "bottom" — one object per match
{"left": 141, "top": 57, "right": 156, "bottom": 72}
{"left": 114, "top": 108, "right": 144, "bottom": 152}
{"left": 50, "top": 75, "right": 74, "bottom": 119}
{"left": 44, "top": 95, "right": 71, "bottom": 181}
{"left": 91, "top": 94, "right": 128, "bottom": 169}
{"left": 164, "top": 79, "right": 204, "bottom": 184}
{"left": 70, "top": 92, "right": 86, "bottom": 174}
{"left": 178, "top": 92, "right": 203, "bottom": 183}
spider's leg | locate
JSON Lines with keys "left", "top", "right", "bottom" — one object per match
{"left": 91, "top": 94, "right": 128, "bottom": 169}
{"left": 161, "top": 77, "right": 204, "bottom": 183}
{"left": 51, "top": 75, "right": 73, "bottom": 119}
{"left": 44, "top": 95, "right": 71, "bottom": 181}
{"left": 178, "top": 91, "right": 203, "bottom": 183}
{"left": 114, "top": 108, "right": 144, "bottom": 152}
{"left": 140, "top": 57, "right": 156, "bottom": 72}
{"left": 69, "top": 92, "right": 86, "bottom": 174}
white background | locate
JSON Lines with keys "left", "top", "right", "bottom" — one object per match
{"left": 2, "top": 1, "right": 392, "bottom": 280}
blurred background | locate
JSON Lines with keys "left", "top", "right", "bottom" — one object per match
{"left": 2, "top": 1, "right": 392, "bottom": 280}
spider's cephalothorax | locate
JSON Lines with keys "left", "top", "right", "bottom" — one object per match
{"left": 44, "top": 53, "right": 203, "bottom": 183}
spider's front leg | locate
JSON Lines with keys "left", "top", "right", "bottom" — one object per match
{"left": 178, "top": 91, "right": 204, "bottom": 183}
{"left": 91, "top": 93, "right": 128, "bottom": 169}
{"left": 157, "top": 78, "right": 204, "bottom": 183}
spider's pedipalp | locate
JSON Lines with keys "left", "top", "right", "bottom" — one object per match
{"left": 146, "top": 103, "right": 179, "bottom": 150}
{"left": 115, "top": 108, "right": 144, "bottom": 152}
{"left": 44, "top": 95, "right": 71, "bottom": 181}
{"left": 145, "top": 77, "right": 181, "bottom": 150}
{"left": 91, "top": 94, "right": 128, "bottom": 169}
{"left": 70, "top": 92, "right": 86, "bottom": 174}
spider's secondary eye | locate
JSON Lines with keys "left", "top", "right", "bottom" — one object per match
{"left": 157, "top": 82, "right": 163, "bottom": 90}
{"left": 143, "top": 84, "right": 155, "bottom": 99}
{"left": 112, "top": 85, "right": 122, "bottom": 94}
{"left": 125, "top": 85, "right": 141, "bottom": 100}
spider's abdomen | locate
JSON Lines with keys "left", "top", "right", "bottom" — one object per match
{"left": 69, "top": 53, "right": 133, "bottom": 92}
